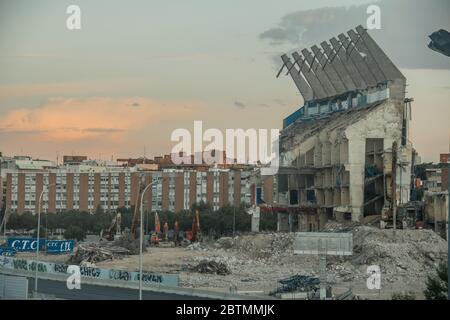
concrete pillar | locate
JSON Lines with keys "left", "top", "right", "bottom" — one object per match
{"left": 347, "top": 29, "right": 386, "bottom": 84}
{"left": 337, "top": 33, "right": 377, "bottom": 88}
{"left": 292, "top": 52, "right": 327, "bottom": 100}
{"left": 302, "top": 48, "right": 337, "bottom": 97}
{"left": 277, "top": 213, "right": 290, "bottom": 232}
{"left": 251, "top": 213, "right": 260, "bottom": 233}
{"left": 330, "top": 37, "right": 366, "bottom": 90}
{"left": 355, "top": 25, "right": 405, "bottom": 82}
{"left": 300, "top": 213, "right": 309, "bottom": 232}
{"left": 281, "top": 54, "right": 314, "bottom": 101}
{"left": 320, "top": 41, "right": 356, "bottom": 92}
{"left": 319, "top": 210, "right": 328, "bottom": 230}
{"left": 311, "top": 45, "right": 346, "bottom": 94}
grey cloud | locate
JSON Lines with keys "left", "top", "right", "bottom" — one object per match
{"left": 259, "top": 27, "right": 300, "bottom": 45}
{"left": 234, "top": 101, "right": 246, "bottom": 109}
{"left": 82, "top": 128, "right": 126, "bottom": 133}
{"left": 0, "top": 128, "right": 46, "bottom": 134}
{"left": 260, "top": 0, "right": 450, "bottom": 69}
{"left": 131, "top": 102, "right": 140, "bottom": 107}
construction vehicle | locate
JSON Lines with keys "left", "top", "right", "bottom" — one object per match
{"left": 163, "top": 222, "right": 169, "bottom": 241}
{"left": 191, "top": 209, "right": 201, "bottom": 242}
{"left": 150, "top": 212, "right": 161, "bottom": 245}
{"left": 100, "top": 212, "right": 122, "bottom": 241}
{"left": 174, "top": 220, "right": 179, "bottom": 245}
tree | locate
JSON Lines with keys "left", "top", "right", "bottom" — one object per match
{"left": 32, "top": 227, "right": 47, "bottom": 239}
{"left": 424, "top": 262, "right": 448, "bottom": 300}
{"left": 64, "top": 225, "right": 86, "bottom": 242}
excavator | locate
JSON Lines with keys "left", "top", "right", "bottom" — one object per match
{"left": 150, "top": 212, "right": 161, "bottom": 245}
{"left": 101, "top": 212, "right": 122, "bottom": 241}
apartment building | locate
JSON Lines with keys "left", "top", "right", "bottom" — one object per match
{"left": 3, "top": 165, "right": 264, "bottom": 215}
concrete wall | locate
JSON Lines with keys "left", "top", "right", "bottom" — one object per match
{"left": 345, "top": 101, "right": 407, "bottom": 221}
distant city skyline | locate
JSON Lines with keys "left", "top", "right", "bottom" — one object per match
{"left": 1, "top": 0, "right": 449, "bottom": 163}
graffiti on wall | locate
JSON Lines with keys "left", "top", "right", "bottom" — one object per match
{"left": 0, "top": 256, "right": 178, "bottom": 287}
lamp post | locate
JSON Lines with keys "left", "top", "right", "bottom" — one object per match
{"left": 35, "top": 183, "right": 55, "bottom": 293}
{"left": 139, "top": 179, "right": 157, "bottom": 300}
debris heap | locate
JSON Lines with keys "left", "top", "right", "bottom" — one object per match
{"left": 191, "top": 260, "right": 231, "bottom": 276}
{"left": 270, "top": 274, "right": 320, "bottom": 296}
{"left": 67, "top": 244, "right": 130, "bottom": 266}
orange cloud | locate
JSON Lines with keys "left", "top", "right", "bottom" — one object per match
{"left": 0, "top": 97, "right": 205, "bottom": 142}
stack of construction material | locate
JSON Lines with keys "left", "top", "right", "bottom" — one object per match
{"left": 191, "top": 260, "right": 231, "bottom": 276}
{"left": 67, "top": 244, "right": 130, "bottom": 265}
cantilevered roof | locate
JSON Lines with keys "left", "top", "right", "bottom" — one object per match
{"left": 278, "top": 25, "right": 405, "bottom": 102}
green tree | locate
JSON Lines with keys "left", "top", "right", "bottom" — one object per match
{"left": 32, "top": 226, "right": 47, "bottom": 238}
{"left": 64, "top": 225, "right": 86, "bottom": 242}
{"left": 424, "top": 262, "right": 448, "bottom": 300}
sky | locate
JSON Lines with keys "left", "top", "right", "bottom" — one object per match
{"left": 0, "top": 0, "right": 449, "bottom": 163}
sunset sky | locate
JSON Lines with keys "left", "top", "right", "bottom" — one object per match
{"left": 0, "top": 0, "right": 449, "bottom": 163}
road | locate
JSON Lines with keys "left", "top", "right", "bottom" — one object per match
{"left": 28, "top": 278, "right": 202, "bottom": 300}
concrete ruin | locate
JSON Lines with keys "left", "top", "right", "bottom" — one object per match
{"left": 273, "top": 25, "right": 414, "bottom": 231}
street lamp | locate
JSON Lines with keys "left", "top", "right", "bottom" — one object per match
{"left": 139, "top": 179, "right": 157, "bottom": 300}
{"left": 35, "top": 182, "right": 55, "bottom": 293}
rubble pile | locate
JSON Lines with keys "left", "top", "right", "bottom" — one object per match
{"left": 233, "top": 233, "right": 295, "bottom": 259}
{"left": 351, "top": 226, "right": 448, "bottom": 277}
{"left": 187, "top": 242, "right": 208, "bottom": 251}
{"left": 67, "top": 244, "right": 130, "bottom": 265}
{"left": 191, "top": 259, "right": 231, "bottom": 276}
{"left": 111, "top": 233, "right": 142, "bottom": 255}
{"left": 322, "top": 221, "right": 361, "bottom": 232}
{"left": 270, "top": 274, "right": 320, "bottom": 296}
{"left": 214, "top": 237, "right": 235, "bottom": 249}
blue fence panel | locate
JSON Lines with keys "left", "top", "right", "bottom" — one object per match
{"left": 0, "top": 247, "right": 17, "bottom": 256}
{"left": 46, "top": 240, "right": 75, "bottom": 254}
{"left": 7, "top": 238, "right": 75, "bottom": 253}
{"left": 7, "top": 238, "right": 46, "bottom": 252}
